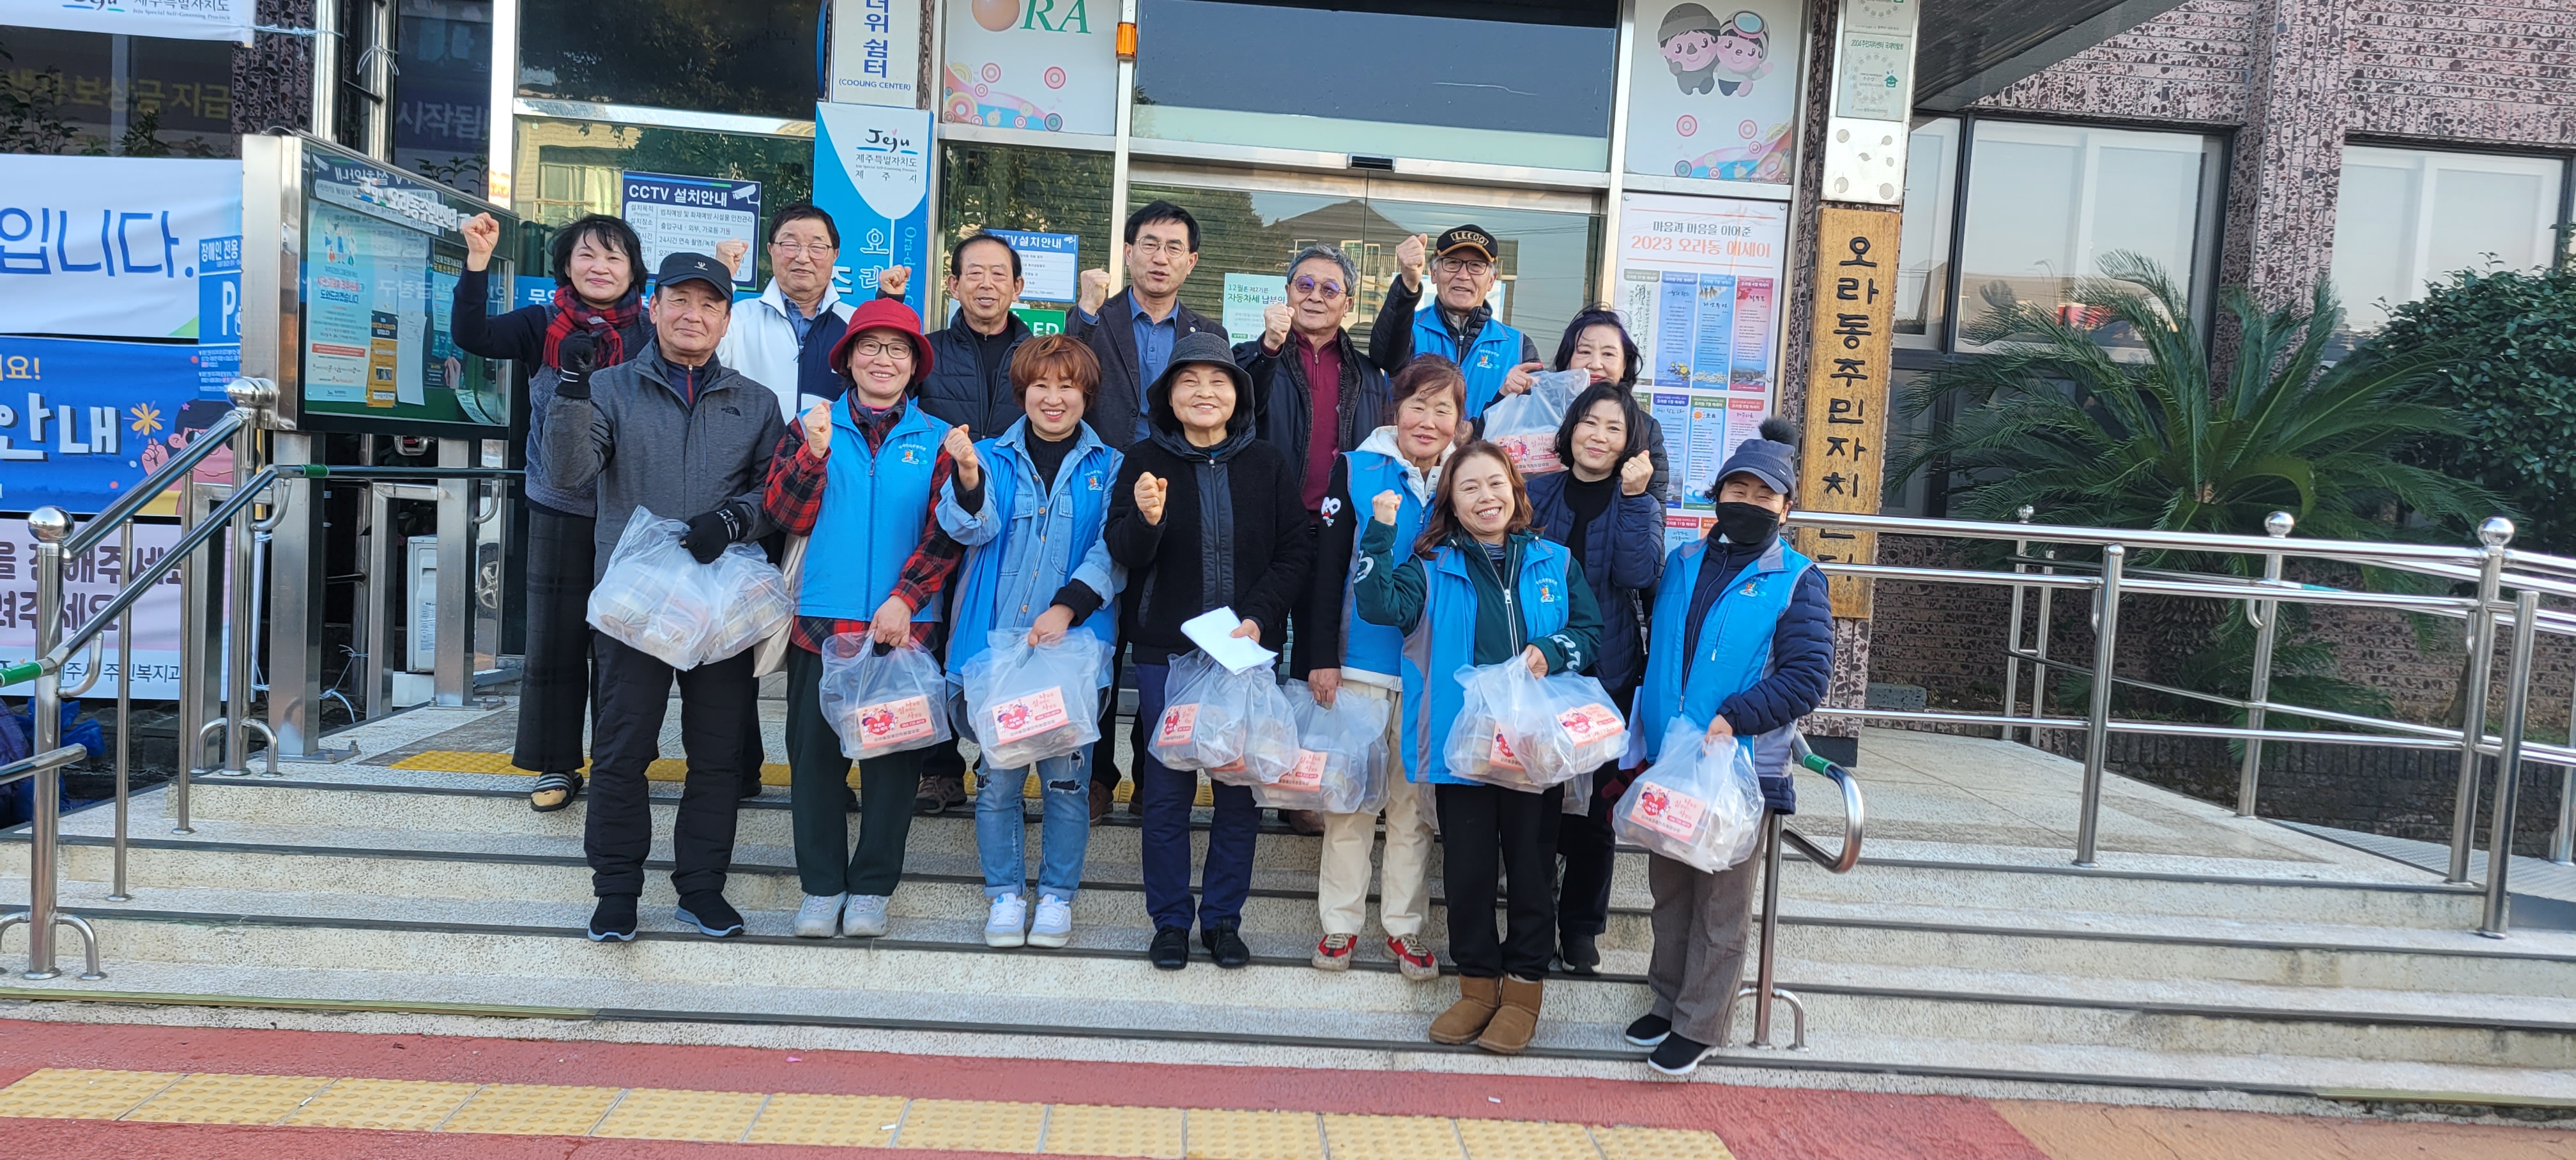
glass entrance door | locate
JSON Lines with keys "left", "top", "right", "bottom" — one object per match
{"left": 1127, "top": 166, "right": 1603, "bottom": 358}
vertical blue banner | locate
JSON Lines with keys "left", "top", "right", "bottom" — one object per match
{"left": 811, "top": 102, "right": 931, "bottom": 318}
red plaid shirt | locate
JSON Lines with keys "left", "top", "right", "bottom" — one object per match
{"left": 762, "top": 397, "right": 969, "bottom": 654}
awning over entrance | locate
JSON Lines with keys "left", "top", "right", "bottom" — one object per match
{"left": 1912, "top": 0, "right": 2193, "bottom": 110}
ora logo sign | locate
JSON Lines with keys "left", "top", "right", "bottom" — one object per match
{"left": 969, "top": 0, "right": 1094, "bottom": 33}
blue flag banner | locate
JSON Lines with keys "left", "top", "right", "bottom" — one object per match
{"left": 812, "top": 102, "right": 931, "bottom": 317}
{"left": 0, "top": 335, "right": 226, "bottom": 515}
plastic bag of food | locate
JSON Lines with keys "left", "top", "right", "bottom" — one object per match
{"left": 818, "top": 635, "right": 953, "bottom": 759}
{"left": 1561, "top": 769, "right": 1594, "bottom": 815}
{"left": 1257, "top": 681, "right": 1393, "bottom": 815}
{"left": 1613, "top": 720, "right": 1767, "bottom": 872}
{"left": 1152, "top": 650, "right": 1298, "bottom": 785}
{"left": 586, "top": 506, "right": 790, "bottom": 669}
{"left": 1481, "top": 368, "right": 1588, "bottom": 476}
{"left": 698, "top": 541, "right": 795, "bottom": 664}
{"left": 1444, "top": 661, "right": 1627, "bottom": 790}
{"left": 960, "top": 629, "right": 1113, "bottom": 770}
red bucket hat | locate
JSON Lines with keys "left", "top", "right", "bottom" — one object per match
{"left": 830, "top": 297, "right": 937, "bottom": 387}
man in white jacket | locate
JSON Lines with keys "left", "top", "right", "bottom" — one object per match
{"left": 717, "top": 204, "right": 849, "bottom": 419}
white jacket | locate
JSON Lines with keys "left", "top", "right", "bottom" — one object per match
{"left": 716, "top": 279, "right": 845, "bottom": 420}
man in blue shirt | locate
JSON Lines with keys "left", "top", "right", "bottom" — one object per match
{"left": 1068, "top": 200, "right": 1219, "bottom": 451}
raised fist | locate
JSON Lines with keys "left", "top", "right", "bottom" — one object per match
{"left": 1078, "top": 268, "right": 1112, "bottom": 315}
{"left": 1395, "top": 233, "right": 1427, "bottom": 280}
{"left": 1619, "top": 451, "right": 1653, "bottom": 497}
{"left": 1371, "top": 489, "right": 1402, "bottom": 525}
{"left": 1135, "top": 471, "right": 1169, "bottom": 525}
{"left": 943, "top": 425, "right": 981, "bottom": 490}
{"left": 716, "top": 238, "right": 749, "bottom": 277}
{"left": 878, "top": 264, "right": 911, "bottom": 299}
{"left": 1262, "top": 300, "right": 1292, "bottom": 351}
{"left": 801, "top": 402, "right": 832, "bottom": 457}
{"left": 461, "top": 213, "right": 500, "bottom": 271}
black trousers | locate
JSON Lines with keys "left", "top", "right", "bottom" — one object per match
{"left": 1556, "top": 770, "right": 1618, "bottom": 940}
{"left": 584, "top": 634, "right": 755, "bottom": 899}
{"left": 514, "top": 504, "right": 595, "bottom": 775}
{"left": 1437, "top": 781, "right": 1564, "bottom": 979}
{"left": 783, "top": 645, "right": 923, "bottom": 896}
{"left": 1093, "top": 645, "right": 1129, "bottom": 791}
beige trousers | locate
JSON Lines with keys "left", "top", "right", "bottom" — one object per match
{"left": 1315, "top": 682, "right": 1434, "bottom": 938}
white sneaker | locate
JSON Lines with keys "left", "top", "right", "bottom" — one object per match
{"left": 793, "top": 893, "right": 845, "bottom": 938}
{"left": 1027, "top": 894, "right": 1073, "bottom": 949}
{"left": 984, "top": 893, "right": 1028, "bottom": 948}
{"left": 843, "top": 894, "right": 890, "bottom": 938}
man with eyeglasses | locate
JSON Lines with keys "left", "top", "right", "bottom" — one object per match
{"left": 1368, "top": 225, "right": 1544, "bottom": 422}
{"left": 1243, "top": 244, "right": 1388, "bottom": 516}
{"left": 717, "top": 204, "right": 851, "bottom": 421}
{"left": 1070, "top": 199, "right": 1219, "bottom": 452}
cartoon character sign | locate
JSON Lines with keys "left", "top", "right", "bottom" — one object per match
{"left": 1659, "top": 6, "right": 1772, "bottom": 96}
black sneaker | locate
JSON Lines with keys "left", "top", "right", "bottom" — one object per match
{"left": 1558, "top": 931, "right": 1600, "bottom": 975}
{"left": 1149, "top": 926, "right": 1190, "bottom": 970}
{"left": 588, "top": 894, "right": 639, "bottom": 943}
{"left": 916, "top": 773, "right": 966, "bottom": 815}
{"left": 1648, "top": 1032, "right": 1712, "bottom": 1076}
{"left": 1621, "top": 1012, "right": 1671, "bottom": 1047}
{"left": 1202, "top": 925, "right": 1250, "bottom": 970}
{"left": 675, "top": 892, "right": 746, "bottom": 938}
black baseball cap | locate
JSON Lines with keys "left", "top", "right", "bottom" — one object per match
{"left": 1435, "top": 225, "right": 1498, "bottom": 263}
{"left": 654, "top": 251, "right": 732, "bottom": 296}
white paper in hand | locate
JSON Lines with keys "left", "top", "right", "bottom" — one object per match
{"left": 1180, "top": 606, "right": 1278, "bottom": 674}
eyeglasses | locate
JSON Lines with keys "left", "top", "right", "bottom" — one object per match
{"left": 1131, "top": 238, "right": 1190, "bottom": 258}
{"left": 849, "top": 339, "right": 912, "bottom": 360}
{"left": 1290, "top": 275, "right": 1345, "bottom": 300}
{"left": 1434, "top": 256, "right": 1493, "bottom": 277}
{"left": 771, "top": 241, "right": 837, "bottom": 256}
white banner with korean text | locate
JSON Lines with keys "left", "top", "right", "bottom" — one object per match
{"left": 0, "top": 0, "right": 254, "bottom": 44}
{"left": 0, "top": 155, "right": 243, "bottom": 342}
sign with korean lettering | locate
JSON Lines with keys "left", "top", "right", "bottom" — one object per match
{"left": 1795, "top": 204, "right": 1900, "bottom": 618}
{"left": 831, "top": 0, "right": 923, "bottom": 108}
{"left": 812, "top": 102, "right": 932, "bottom": 317}
{"left": 620, "top": 172, "right": 762, "bottom": 291}
{"left": 0, "top": 0, "right": 254, "bottom": 43}
{"left": 981, "top": 228, "right": 1079, "bottom": 303}
{"left": 0, "top": 335, "right": 224, "bottom": 515}
{"left": 0, "top": 519, "right": 188, "bottom": 701}
{"left": 940, "top": 0, "right": 1119, "bottom": 136}
{"left": 0, "top": 156, "right": 243, "bottom": 342}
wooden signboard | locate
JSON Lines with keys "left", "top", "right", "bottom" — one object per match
{"left": 1795, "top": 204, "right": 1901, "bottom": 618}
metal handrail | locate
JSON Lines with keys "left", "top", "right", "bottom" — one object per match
{"left": 60, "top": 409, "right": 245, "bottom": 558}
{"left": 1731, "top": 736, "right": 1867, "bottom": 1052}
{"left": 0, "top": 744, "right": 103, "bottom": 982}
{"left": 1793, "top": 508, "right": 2503, "bottom": 565}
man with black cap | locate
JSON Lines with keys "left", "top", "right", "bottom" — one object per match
{"left": 544, "top": 250, "right": 788, "bottom": 945}
{"left": 1367, "top": 225, "right": 1544, "bottom": 422}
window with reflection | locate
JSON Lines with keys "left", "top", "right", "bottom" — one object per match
{"left": 938, "top": 142, "right": 1115, "bottom": 314}
{"left": 1894, "top": 116, "right": 1958, "bottom": 346}
{"left": 509, "top": 116, "right": 813, "bottom": 284}
{"left": 2328, "top": 144, "right": 2567, "bottom": 345}
{"left": 395, "top": 0, "right": 495, "bottom": 195}
{"left": 519, "top": 0, "right": 820, "bottom": 119}
{"left": 0, "top": 26, "right": 234, "bottom": 156}
{"left": 1131, "top": 0, "right": 1616, "bottom": 171}
{"left": 1951, "top": 121, "right": 2222, "bottom": 353}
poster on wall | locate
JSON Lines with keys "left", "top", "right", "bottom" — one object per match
{"left": 940, "top": 0, "right": 1119, "bottom": 137}
{"left": 1220, "top": 274, "right": 1287, "bottom": 346}
{"left": 620, "top": 172, "right": 761, "bottom": 290}
{"left": 1616, "top": 192, "right": 1788, "bottom": 530}
{"left": 0, "top": 156, "right": 243, "bottom": 342}
{"left": 981, "top": 229, "right": 1079, "bottom": 303}
{"left": 0, "top": 0, "right": 253, "bottom": 43}
{"left": 1623, "top": 0, "right": 1802, "bottom": 185}
{"left": 0, "top": 519, "right": 188, "bottom": 700}
{"left": 830, "top": 0, "right": 924, "bottom": 107}
{"left": 813, "top": 103, "right": 933, "bottom": 317}
{"left": 297, "top": 148, "right": 512, "bottom": 430}
{"left": 0, "top": 337, "right": 226, "bottom": 515}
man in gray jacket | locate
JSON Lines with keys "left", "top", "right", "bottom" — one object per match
{"left": 545, "top": 251, "right": 787, "bottom": 943}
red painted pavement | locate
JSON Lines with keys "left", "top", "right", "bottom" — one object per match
{"left": 0, "top": 1018, "right": 2049, "bottom": 1158}
{"left": 0, "top": 1120, "right": 1040, "bottom": 1159}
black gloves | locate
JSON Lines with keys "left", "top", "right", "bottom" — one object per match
{"left": 553, "top": 333, "right": 597, "bottom": 401}
{"left": 680, "top": 505, "right": 746, "bottom": 564}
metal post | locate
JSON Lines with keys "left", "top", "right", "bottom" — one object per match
{"left": 110, "top": 519, "right": 133, "bottom": 902}
{"left": 23, "top": 508, "right": 72, "bottom": 979}
{"left": 2034, "top": 546, "right": 2057, "bottom": 726}
{"left": 2450, "top": 519, "right": 2513, "bottom": 883}
{"left": 2480, "top": 589, "right": 2542, "bottom": 937}
{"left": 1751, "top": 812, "right": 1786, "bottom": 1046}
{"left": 434, "top": 439, "right": 473, "bottom": 706}
{"left": 2555, "top": 673, "right": 2575, "bottom": 867}
{"left": 2003, "top": 505, "right": 2031, "bottom": 745}
{"left": 2237, "top": 512, "right": 2294, "bottom": 816}
{"left": 222, "top": 399, "right": 261, "bottom": 774}
{"left": 2074, "top": 544, "right": 2124, "bottom": 867}
{"left": 172, "top": 480, "right": 206, "bottom": 833}
{"left": 267, "top": 432, "right": 331, "bottom": 758}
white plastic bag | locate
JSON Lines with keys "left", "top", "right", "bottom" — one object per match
{"left": 1152, "top": 650, "right": 1298, "bottom": 786}
{"left": 1482, "top": 368, "right": 1588, "bottom": 477}
{"left": 587, "top": 506, "right": 792, "bottom": 669}
{"left": 1444, "top": 661, "right": 1627, "bottom": 790}
{"left": 1257, "top": 681, "right": 1393, "bottom": 815}
{"left": 1561, "top": 770, "right": 1594, "bottom": 816}
{"left": 818, "top": 634, "right": 953, "bottom": 758}
{"left": 1613, "top": 720, "right": 1766, "bottom": 872}
{"left": 960, "top": 630, "right": 1112, "bottom": 770}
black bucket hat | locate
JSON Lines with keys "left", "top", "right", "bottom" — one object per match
{"left": 1146, "top": 330, "right": 1255, "bottom": 435}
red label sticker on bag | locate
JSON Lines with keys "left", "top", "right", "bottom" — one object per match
{"left": 991, "top": 687, "right": 1072, "bottom": 745}
{"left": 1558, "top": 703, "right": 1624, "bottom": 745}
{"left": 1629, "top": 784, "right": 1707, "bottom": 839}
{"left": 855, "top": 695, "right": 937, "bottom": 748}
{"left": 1278, "top": 749, "right": 1327, "bottom": 790}
{"left": 1488, "top": 730, "right": 1525, "bottom": 772}
{"left": 1156, "top": 703, "right": 1198, "bottom": 745}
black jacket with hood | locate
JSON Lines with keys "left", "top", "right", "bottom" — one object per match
{"left": 1236, "top": 327, "right": 1388, "bottom": 507}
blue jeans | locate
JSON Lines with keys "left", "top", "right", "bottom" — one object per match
{"left": 1132, "top": 660, "right": 1259, "bottom": 932}
{"left": 974, "top": 745, "right": 1092, "bottom": 901}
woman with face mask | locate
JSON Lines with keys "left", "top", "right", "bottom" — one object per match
{"left": 1522, "top": 382, "right": 1667, "bottom": 973}
{"left": 1623, "top": 418, "right": 1834, "bottom": 1077}
{"left": 1353, "top": 441, "right": 1602, "bottom": 1058}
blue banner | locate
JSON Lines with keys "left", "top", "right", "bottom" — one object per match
{"left": 813, "top": 102, "right": 931, "bottom": 318}
{"left": 0, "top": 336, "right": 226, "bottom": 515}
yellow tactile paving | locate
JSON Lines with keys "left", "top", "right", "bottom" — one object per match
{"left": 1592, "top": 1124, "right": 1736, "bottom": 1160}
{"left": 0, "top": 1069, "right": 180, "bottom": 1120}
{"left": 388, "top": 751, "right": 794, "bottom": 785}
{"left": 1041, "top": 1102, "right": 1186, "bottom": 1157}
{"left": 742, "top": 1092, "right": 907, "bottom": 1147}
{"left": 1455, "top": 1116, "right": 1605, "bottom": 1160}
{"left": 1323, "top": 1113, "right": 1467, "bottom": 1159}
{"left": 898, "top": 1097, "right": 1048, "bottom": 1152}
{"left": 1184, "top": 1108, "right": 1326, "bottom": 1160}
{"left": 280, "top": 1077, "right": 477, "bottom": 1131}
{"left": 594, "top": 1086, "right": 768, "bottom": 1141}
{"left": 121, "top": 1072, "right": 333, "bottom": 1125}
{"left": 435, "top": 1082, "right": 623, "bottom": 1136}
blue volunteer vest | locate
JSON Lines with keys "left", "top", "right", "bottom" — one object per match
{"left": 1410, "top": 306, "right": 1522, "bottom": 422}
{"left": 1637, "top": 536, "right": 1814, "bottom": 772}
{"left": 944, "top": 427, "right": 1122, "bottom": 684}
{"left": 1394, "top": 535, "right": 1577, "bottom": 786}
{"left": 1335, "top": 449, "right": 1433, "bottom": 682}
{"left": 799, "top": 401, "right": 949, "bottom": 621}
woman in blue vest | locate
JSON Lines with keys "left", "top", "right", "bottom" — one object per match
{"left": 763, "top": 299, "right": 971, "bottom": 942}
{"left": 937, "top": 334, "right": 1124, "bottom": 950}
{"left": 1296, "top": 355, "right": 1466, "bottom": 982}
{"left": 1623, "top": 419, "right": 1833, "bottom": 1076}
{"left": 1354, "top": 440, "right": 1601, "bottom": 1057}
{"left": 1524, "top": 381, "right": 1667, "bottom": 974}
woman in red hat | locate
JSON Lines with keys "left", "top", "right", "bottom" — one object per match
{"left": 762, "top": 299, "right": 977, "bottom": 940}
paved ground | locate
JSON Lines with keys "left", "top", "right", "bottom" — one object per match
{"left": 0, "top": 1019, "right": 2562, "bottom": 1159}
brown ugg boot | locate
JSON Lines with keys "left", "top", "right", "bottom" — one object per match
{"left": 1474, "top": 974, "right": 1545, "bottom": 1055}
{"left": 1427, "top": 975, "right": 1503, "bottom": 1045}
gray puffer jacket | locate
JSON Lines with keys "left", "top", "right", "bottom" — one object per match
{"left": 541, "top": 342, "right": 787, "bottom": 581}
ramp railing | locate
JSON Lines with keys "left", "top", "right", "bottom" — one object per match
{"left": 1733, "top": 736, "right": 1867, "bottom": 1051}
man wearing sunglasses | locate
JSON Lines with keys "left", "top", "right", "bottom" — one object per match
{"left": 1367, "top": 225, "right": 1543, "bottom": 422}
{"left": 1243, "top": 243, "right": 1389, "bottom": 517}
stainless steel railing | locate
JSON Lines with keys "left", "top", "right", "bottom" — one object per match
{"left": 1732, "top": 737, "right": 1867, "bottom": 1051}
{"left": 0, "top": 745, "right": 102, "bottom": 981}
